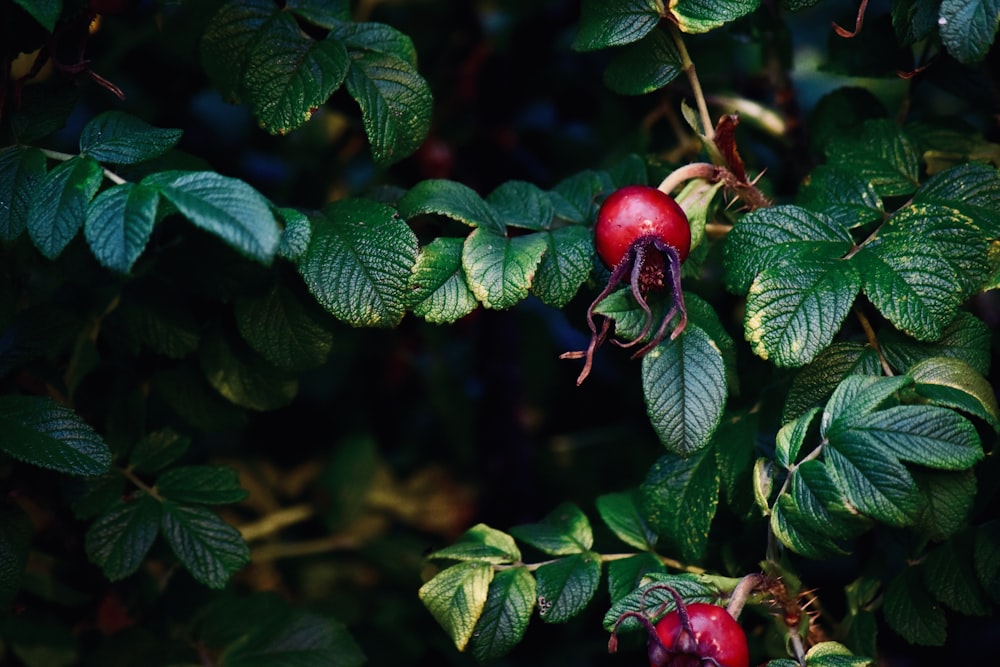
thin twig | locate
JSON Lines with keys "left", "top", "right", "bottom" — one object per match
{"left": 854, "top": 307, "right": 893, "bottom": 376}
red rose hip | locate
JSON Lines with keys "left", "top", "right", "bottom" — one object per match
{"left": 649, "top": 603, "right": 749, "bottom": 667}
{"left": 595, "top": 185, "right": 691, "bottom": 269}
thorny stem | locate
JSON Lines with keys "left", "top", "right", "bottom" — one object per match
{"left": 854, "top": 306, "right": 894, "bottom": 376}
{"left": 41, "top": 148, "right": 128, "bottom": 185}
{"left": 658, "top": 161, "right": 772, "bottom": 211}
{"left": 668, "top": 23, "right": 714, "bottom": 141}
{"left": 495, "top": 552, "right": 706, "bottom": 575}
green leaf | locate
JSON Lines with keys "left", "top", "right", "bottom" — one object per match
{"left": 426, "top": 524, "right": 521, "bottom": 564}
{"left": 825, "top": 433, "right": 921, "bottom": 527}
{"left": 642, "top": 323, "right": 727, "bottom": 456}
{"left": 418, "top": 561, "right": 493, "bottom": 652}
{"left": 469, "top": 567, "right": 536, "bottom": 662}
{"left": 64, "top": 473, "right": 125, "bottom": 519}
{"left": 892, "top": 0, "right": 941, "bottom": 45}
{"left": 243, "top": 14, "right": 350, "bottom": 135}
{"left": 128, "top": 429, "right": 190, "bottom": 475}
{"left": 822, "top": 375, "right": 912, "bottom": 432}
{"left": 0, "top": 145, "right": 47, "bottom": 241}
{"left": 549, "top": 170, "right": 604, "bottom": 223}
{"left": 596, "top": 490, "right": 657, "bottom": 551}
{"left": 221, "top": 611, "right": 365, "bottom": 667}
{"left": 880, "top": 312, "right": 992, "bottom": 376}
{"left": 337, "top": 24, "right": 432, "bottom": 165}
{"left": 771, "top": 461, "right": 862, "bottom": 559}
{"left": 606, "top": 553, "right": 666, "bottom": 603}
{"left": 84, "top": 183, "right": 160, "bottom": 274}
{"left": 783, "top": 343, "right": 882, "bottom": 423}
{"left": 775, "top": 408, "right": 821, "bottom": 468}
{"left": 156, "top": 465, "right": 248, "bottom": 505}
{"left": 803, "top": 642, "right": 874, "bottom": 666}
{"left": 641, "top": 448, "right": 719, "bottom": 562}
{"left": 713, "top": 410, "right": 758, "bottom": 511}
{"left": 883, "top": 567, "right": 946, "bottom": 645}
{"left": 796, "top": 165, "right": 884, "bottom": 229}
{"left": 909, "top": 356, "right": 1000, "bottom": 429}
{"left": 914, "top": 162, "right": 1000, "bottom": 230}
{"left": 160, "top": 501, "right": 250, "bottom": 589}
{"left": 0, "top": 504, "right": 32, "bottom": 609}
{"left": 603, "top": 28, "right": 683, "bottom": 95}
{"left": 462, "top": 228, "right": 548, "bottom": 309}
{"left": 79, "top": 112, "right": 183, "bottom": 165}
{"left": 144, "top": 170, "right": 281, "bottom": 263}
{"left": 533, "top": 553, "right": 601, "bottom": 623}
{"left": 201, "top": 0, "right": 277, "bottom": 102}
{"left": 825, "top": 120, "right": 921, "bottom": 196}
{"left": 235, "top": 284, "right": 334, "bottom": 371}
{"left": 670, "top": 0, "right": 762, "bottom": 34}
{"left": 487, "top": 180, "right": 555, "bottom": 230}
{"left": 745, "top": 250, "right": 860, "bottom": 367}
{"left": 200, "top": 328, "right": 299, "bottom": 411}
{"left": 276, "top": 207, "right": 312, "bottom": 261}
{"left": 27, "top": 155, "right": 103, "bottom": 259}
{"left": 285, "top": 0, "right": 351, "bottom": 27}
{"left": 913, "top": 469, "right": 977, "bottom": 541}
{"left": 938, "top": 0, "right": 1000, "bottom": 64}
{"left": 0, "top": 396, "right": 111, "bottom": 476}
{"left": 13, "top": 0, "right": 60, "bottom": 31}
{"left": 298, "top": 199, "right": 418, "bottom": 327}
{"left": 531, "top": 226, "right": 594, "bottom": 307}
{"left": 603, "top": 573, "right": 723, "bottom": 631}
{"left": 510, "top": 502, "right": 593, "bottom": 556}
{"left": 407, "top": 237, "right": 479, "bottom": 323}
{"left": 84, "top": 494, "right": 161, "bottom": 581}
{"left": 724, "top": 205, "right": 854, "bottom": 294}
{"left": 846, "top": 405, "right": 982, "bottom": 470}
{"left": 572, "top": 0, "right": 662, "bottom": 51}
{"left": 398, "top": 179, "right": 504, "bottom": 234}
{"left": 924, "top": 531, "right": 993, "bottom": 615}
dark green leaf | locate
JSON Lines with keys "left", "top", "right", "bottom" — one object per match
{"left": 724, "top": 205, "right": 854, "bottom": 294}
{"left": 285, "top": 0, "right": 351, "bottom": 28}
{"left": 914, "top": 162, "right": 1000, "bottom": 233}
{"left": 825, "top": 433, "right": 921, "bottom": 527}
{"left": 469, "top": 567, "right": 535, "bottom": 662}
{"left": 235, "top": 284, "right": 334, "bottom": 372}
{"left": 79, "top": 112, "right": 183, "bottom": 165}
{"left": 671, "top": 0, "right": 762, "bottom": 33}
{"left": 27, "top": 155, "right": 103, "bottom": 259}
{"left": 771, "top": 485, "right": 852, "bottom": 559}
{"left": 338, "top": 25, "right": 432, "bottom": 165}
{"left": 200, "top": 328, "right": 299, "bottom": 411}
{"left": 64, "top": 472, "right": 125, "bottom": 519}
{"left": 572, "top": 0, "right": 662, "bottom": 51}
{"left": 796, "top": 165, "right": 884, "bottom": 229}
{"left": 160, "top": 501, "right": 250, "bottom": 589}
{"left": 487, "top": 180, "right": 554, "bottom": 230}
{"left": 84, "top": 494, "right": 161, "bottom": 581}
{"left": 825, "top": 120, "right": 920, "bottom": 196}
{"left": 510, "top": 502, "right": 593, "bottom": 556}
{"left": 128, "top": 429, "right": 190, "bottom": 475}
{"left": 783, "top": 343, "right": 882, "bottom": 423}
{"left": 144, "top": 171, "right": 280, "bottom": 263}
{"left": 925, "top": 532, "right": 992, "bottom": 614}
{"left": 84, "top": 183, "right": 160, "bottom": 273}
{"left": 426, "top": 524, "right": 521, "bottom": 564}
{"left": 606, "top": 553, "right": 666, "bottom": 603}
{"left": 641, "top": 448, "right": 719, "bottom": 562}
{"left": 883, "top": 567, "right": 946, "bottom": 645}
{"left": 846, "top": 405, "right": 982, "bottom": 470}
{"left": 407, "top": 237, "right": 478, "bottom": 323}
{"left": 775, "top": 408, "right": 821, "bottom": 468}
{"left": 880, "top": 312, "right": 992, "bottom": 376}
{"left": 398, "top": 179, "right": 504, "bottom": 233}
{"left": 822, "top": 373, "right": 912, "bottom": 433}
{"left": 938, "top": 0, "right": 1000, "bottom": 64}
{"left": 534, "top": 553, "right": 601, "bottom": 623}
{"left": 0, "top": 145, "right": 46, "bottom": 241}
{"left": 156, "top": 465, "right": 247, "bottom": 505}
{"left": 334, "top": 21, "right": 418, "bottom": 64}
{"left": 12, "top": 0, "right": 60, "bottom": 31}
{"left": 276, "top": 207, "right": 312, "bottom": 261}
{"left": 892, "top": 0, "right": 940, "bottom": 45}
{"left": 298, "top": 199, "right": 419, "bottom": 327}
{"left": 243, "top": 14, "right": 350, "bottom": 134}
{"left": 603, "top": 573, "right": 724, "bottom": 631}
{"left": 462, "top": 228, "right": 548, "bottom": 309}
{"left": 909, "top": 357, "right": 999, "bottom": 428}
{"left": 549, "top": 170, "right": 603, "bottom": 223}
{"left": 418, "top": 561, "right": 493, "bottom": 651}
{"left": 0, "top": 504, "right": 32, "bottom": 609}
{"left": 0, "top": 396, "right": 111, "bottom": 476}
{"left": 642, "top": 324, "right": 727, "bottom": 455}
{"left": 744, "top": 250, "right": 860, "bottom": 367}
{"left": 913, "top": 469, "right": 977, "bottom": 541}
{"left": 201, "top": 0, "right": 279, "bottom": 102}
{"left": 603, "top": 28, "right": 683, "bottom": 95}
{"left": 530, "top": 225, "right": 593, "bottom": 308}
{"left": 221, "top": 611, "right": 365, "bottom": 667}
{"left": 595, "top": 490, "right": 657, "bottom": 551}
{"left": 712, "top": 410, "right": 758, "bottom": 512}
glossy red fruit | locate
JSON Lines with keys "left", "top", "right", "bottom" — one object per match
{"left": 594, "top": 185, "right": 691, "bottom": 269}
{"left": 649, "top": 603, "right": 749, "bottom": 667}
